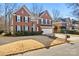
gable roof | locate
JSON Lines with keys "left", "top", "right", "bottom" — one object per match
{"left": 39, "top": 10, "right": 52, "bottom": 19}
{"left": 56, "top": 18, "right": 72, "bottom": 23}
{"left": 12, "top": 5, "right": 32, "bottom": 16}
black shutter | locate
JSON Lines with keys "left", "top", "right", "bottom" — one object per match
{"left": 39, "top": 19, "right": 41, "bottom": 24}
{"left": 28, "top": 17, "right": 29, "bottom": 22}
{"left": 16, "top": 16, "right": 17, "bottom": 22}
{"left": 28, "top": 26, "right": 29, "bottom": 31}
{"left": 16, "top": 25, "right": 17, "bottom": 32}
{"left": 47, "top": 20, "right": 49, "bottom": 24}
{"left": 20, "top": 16, "right": 22, "bottom": 22}
{"left": 24, "top": 17, "right": 25, "bottom": 22}
{"left": 21, "top": 26, "right": 22, "bottom": 32}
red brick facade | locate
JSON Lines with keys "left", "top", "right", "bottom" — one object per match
{"left": 11, "top": 6, "right": 52, "bottom": 34}
{"left": 39, "top": 10, "right": 52, "bottom": 26}
{"left": 11, "top": 6, "right": 41, "bottom": 33}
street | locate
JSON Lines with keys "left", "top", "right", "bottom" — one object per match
{"left": 13, "top": 42, "right": 79, "bottom": 56}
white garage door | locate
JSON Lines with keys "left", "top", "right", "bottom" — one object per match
{"left": 42, "top": 29, "right": 52, "bottom": 34}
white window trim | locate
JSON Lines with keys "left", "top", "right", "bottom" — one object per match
{"left": 16, "top": 25, "right": 21, "bottom": 32}
{"left": 25, "top": 16, "right": 28, "bottom": 22}
{"left": 24, "top": 25, "right": 28, "bottom": 31}
{"left": 46, "top": 19, "right": 48, "bottom": 24}
{"left": 17, "top": 15, "right": 21, "bottom": 22}
{"left": 33, "top": 24, "right": 36, "bottom": 31}
{"left": 41, "top": 18, "right": 43, "bottom": 24}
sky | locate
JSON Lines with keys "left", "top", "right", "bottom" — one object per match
{"left": 0, "top": 3, "right": 76, "bottom": 20}
{"left": 25, "top": 3, "right": 75, "bottom": 19}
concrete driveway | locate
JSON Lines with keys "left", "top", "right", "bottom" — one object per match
{"left": 0, "top": 35, "right": 52, "bottom": 47}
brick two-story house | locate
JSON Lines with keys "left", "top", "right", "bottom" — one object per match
{"left": 10, "top": 5, "right": 52, "bottom": 35}
{"left": 39, "top": 10, "right": 52, "bottom": 34}
{"left": 54, "top": 18, "right": 73, "bottom": 32}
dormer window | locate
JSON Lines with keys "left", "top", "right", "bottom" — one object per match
{"left": 16, "top": 15, "right": 21, "bottom": 22}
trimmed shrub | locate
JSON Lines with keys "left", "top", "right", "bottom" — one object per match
{"left": 14, "top": 31, "right": 43, "bottom": 36}
{"left": 60, "top": 29, "right": 65, "bottom": 33}
{"left": 4, "top": 32, "right": 12, "bottom": 36}
{"left": 60, "top": 29, "right": 79, "bottom": 35}
{"left": 0, "top": 30, "right": 4, "bottom": 34}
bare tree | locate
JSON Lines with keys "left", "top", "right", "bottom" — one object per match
{"left": 52, "top": 9, "right": 60, "bottom": 20}
{"left": 0, "top": 4, "right": 5, "bottom": 32}
{"left": 4, "top": 3, "right": 18, "bottom": 33}
{"left": 0, "top": 4, "right": 4, "bottom": 16}
{"left": 52, "top": 9, "right": 60, "bottom": 37}
{"left": 31, "top": 3, "right": 43, "bottom": 16}
{"left": 67, "top": 3, "right": 79, "bottom": 19}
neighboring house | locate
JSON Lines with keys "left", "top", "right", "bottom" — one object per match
{"left": 65, "top": 18, "right": 72, "bottom": 30}
{"left": 0, "top": 16, "right": 5, "bottom": 31}
{"left": 10, "top": 5, "right": 52, "bottom": 35}
{"left": 54, "top": 18, "right": 73, "bottom": 32}
{"left": 72, "top": 20, "right": 79, "bottom": 31}
{"left": 54, "top": 18, "right": 67, "bottom": 32}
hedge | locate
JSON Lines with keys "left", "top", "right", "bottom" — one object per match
{"left": 14, "top": 31, "right": 43, "bottom": 36}
{"left": 60, "top": 29, "right": 79, "bottom": 35}
{"left": 4, "top": 32, "right": 12, "bottom": 36}
{"left": 0, "top": 30, "right": 4, "bottom": 34}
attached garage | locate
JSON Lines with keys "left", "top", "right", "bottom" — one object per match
{"left": 42, "top": 29, "right": 52, "bottom": 34}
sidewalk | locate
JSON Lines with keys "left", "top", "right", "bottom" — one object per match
{"left": 55, "top": 33, "right": 79, "bottom": 43}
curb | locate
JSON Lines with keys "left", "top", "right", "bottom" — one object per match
{"left": 6, "top": 42, "right": 66, "bottom": 56}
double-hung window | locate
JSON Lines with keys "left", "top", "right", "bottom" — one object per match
{"left": 41, "top": 18, "right": 43, "bottom": 24}
{"left": 16, "top": 15, "right": 21, "bottom": 22}
{"left": 43, "top": 19, "right": 46, "bottom": 24}
{"left": 49, "top": 20, "right": 52, "bottom": 25}
{"left": 24, "top": 16, "right": 28, "bottom": 22}
{"left": 16, "top": 25, "right": 21, "bottom": 32}
{"left": 46, "top": 19, "right": 48, "bottom": 24}
{"left": 33, "top": 24, "right": 36, "bottom": 31}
